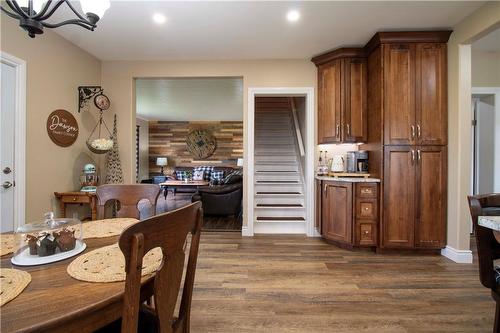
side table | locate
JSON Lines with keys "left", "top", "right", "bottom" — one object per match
{"left": 54, "top": 191, "right": 97, "bottom": 221}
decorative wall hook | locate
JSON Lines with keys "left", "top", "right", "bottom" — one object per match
{"left": 78, "top": 86, "right": 103, "bottom": 113}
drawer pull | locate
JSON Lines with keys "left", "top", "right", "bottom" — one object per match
{"left": 361, "top": 188, "right": 372, "bottom": 194}
{"left": 364, "top": 207, "right": 369, "bottom": 211}
{"left": 364, "top": 230, "right": 370, "bottom": 235}
{"left": 73, "top": 197, "right": 77, "bottom": 201}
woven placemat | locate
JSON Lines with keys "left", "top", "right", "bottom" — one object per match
{"left": 0, "top": 234, "right": 15, "bottom": 256}
{"left": 0, "top": 268, "right": 31, "bottom": 306}
{"left": 81, "top": 218, "right": 139, "bottom": 239}
{"left": 67, "top": 244, "right": 162, "bottom": 283}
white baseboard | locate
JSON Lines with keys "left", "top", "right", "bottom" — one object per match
{"left": 241, "top": 226, "right": 253, "bottom": 237}
{"left": 441, "top": 246, "right": 473, "bottom": 264}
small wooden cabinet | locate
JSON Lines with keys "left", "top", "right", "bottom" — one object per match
{"left": 319, "top": 180, "right": 378, "bottom": 248}
{"left": 382, "top": 146, "right": 446, "bottom": 249}
{"left": 313, "top": 49, "right": 367, "bottom": 144}
{"left": 383, "top": 43, "right": 447, "bottom": 146}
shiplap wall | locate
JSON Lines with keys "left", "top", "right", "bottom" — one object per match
{"left": 149, "top": 121, "right": 243, "bottom": 175}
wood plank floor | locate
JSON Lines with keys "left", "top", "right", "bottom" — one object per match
{"left": 189, "top": 232, "right": 492, "bottom": 333}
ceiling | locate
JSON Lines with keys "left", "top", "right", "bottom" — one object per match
{"left": 472, "top": 28, "right": 500, "bottom": 52}
{"left": 47, "top": 1, "right": 484, "bottom": 61}
{"left": 136, "top": 77, "right": 243, "bottom": 121}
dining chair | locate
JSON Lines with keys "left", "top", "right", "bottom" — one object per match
{"left": 96, "top": 202, "right": 203, "bottom": 333}
{"left": 96, "top": 184, "right": 160, "bottom": 220}
{"left": 468, "top": 194, "right": 500, "bottom": 332}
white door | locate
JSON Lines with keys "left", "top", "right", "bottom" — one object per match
{"left": 1, "top": 61, "right": 17, "bottom": 232}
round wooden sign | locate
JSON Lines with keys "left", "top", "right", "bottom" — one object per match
{"left": 46, "top": 109, "right": 79, "bottom": 147}
{"left": 186, "top": 129, "right": 216, "bottom": 159}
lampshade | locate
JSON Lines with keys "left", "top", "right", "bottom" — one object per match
{"left": 156, "top": 157, "right": 168, "bottom": 166}
{"left": 237, "top": 158, "right": 244, "bottom": 167}
{"left": 80, "top": 0, "right": 111, "bottom": 19}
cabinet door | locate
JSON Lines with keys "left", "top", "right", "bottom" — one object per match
{"left": 315, "top": 180, "right": 322, "bottom": 234}
{"left": 344, "top": 58, "right": 368, "bottom": 143}
{"left": 383, "top": 146, "right": 416, "bottom": 248}
{"left": 416, "top": 43, "right": 447, "bottom": 145}
{"left": 318, "top": 61, "right": 342, "bottom": 143}
{"left": 383, "top": 44, "right": 416, "bottom": 145}
{"left": 415, "top": 146, "right": 447, "bottom": 248}
{"left": 322, "top": 181, "right": 352, "bottom": 243}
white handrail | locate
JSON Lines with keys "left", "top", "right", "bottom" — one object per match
{"left": 290, "top": 98, "right": 305, "bottom": 157}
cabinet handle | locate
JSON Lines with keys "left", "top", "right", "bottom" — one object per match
{"left": 324, "top": 184, "right": 328, "bottom": 197}
{"left": 410, "top": 125, "right": 415, "bottom": 139}
{"left": 346, "top": 124, "right": 351, "bottom": 137}
{"left": 336, "top": 124, "right": 340, "bottom": 138}
{"left": 411, "top": 149, "right": 415, "bottom": 164}
{"left": 417, "top": 124, "right": 421, "bottom": 138}
{"left": 417, "top": 149, "right": 421, "bottom": 163}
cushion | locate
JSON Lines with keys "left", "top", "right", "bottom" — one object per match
{"left": 210, "top": 170, "right": 224, "bottom": 181}
{"left": 192, "top": 170, "right": 204, "bottom": 181}
{"left": 194, "top": 166, "right": 214, "bottom": 181}
{"left": 175, "top": 170, "right": 188, "bottom": 180}
{"left": 222, "top": 170, "right": 243, "bottom": 185}
{"left": 495, "top": 266, "right": 500, "bottom": 284}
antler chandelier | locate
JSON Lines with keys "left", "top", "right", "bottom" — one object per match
{"left": 0, "top": 0, "right": 110, "bottom": 38}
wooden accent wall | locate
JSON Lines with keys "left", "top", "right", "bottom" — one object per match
{"left": 149, "top": 121, "right": 243, "bottom": 174}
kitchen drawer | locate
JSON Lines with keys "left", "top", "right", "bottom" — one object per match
{"left": 355, "top": 221, "right": 377, "bottom": 246}
{"left": 356, "top": 183, "right": 378, "bottom": 198}
{"left": 61, "top": 195, "right": 91, "bottom": 204}
{"left": 356, "top": 199, "right": 378, "bottom": 219}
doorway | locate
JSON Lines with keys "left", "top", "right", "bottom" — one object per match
{"left": 471, "top": 91, "right": 500, "bottom": 195}
{"left": 0, "top": 52, "right": 26, "bottom": 232}
{"left": 246, "top": 87, "right": 315, "bottom": 236}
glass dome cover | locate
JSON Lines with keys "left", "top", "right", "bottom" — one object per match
{"left": 12, "top": 212, "right": 86, "bottom": 266}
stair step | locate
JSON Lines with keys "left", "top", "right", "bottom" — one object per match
{"left": 256, "top": 216, "right": 306, "bottom": 222}
{"left": 255, "top": 165, "right": 299, "bottom": 172}
{"left": 256, "top": 204, "right": 303, "bottom": 207}
{"left": 256, "top": 191, "right": 302, "bottom": 195}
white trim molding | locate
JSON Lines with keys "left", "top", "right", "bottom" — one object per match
{"left": 245, "top": 87, "right": 315, "bottom": 237}
{"left": 0, "top": 52, "right": 27, "bottom": 231}
{"left": 441, "top": 246, "right": 473, "bottom": 264}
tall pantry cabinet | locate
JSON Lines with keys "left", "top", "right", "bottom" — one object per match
{"left": 363, "top": 31, "right": 451, "bottom": 250}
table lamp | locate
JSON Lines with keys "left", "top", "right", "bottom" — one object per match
{"left": 156, "top": 157, "right": 168, "bottom": 174}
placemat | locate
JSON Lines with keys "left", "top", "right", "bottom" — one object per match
{"left": 0, "top": 268, "right": 31, "bottom": 306}
{"left": 67, "top": 244, "right": 162, "bottom": 283}
{"left": 0, "top": 234, "right": 15, "bottom": 256}
{"left": 81, "top": 218, "right": 139, "bottom": 239}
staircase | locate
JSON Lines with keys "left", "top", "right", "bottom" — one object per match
{"left": 253, "top": 97, "right": 306, "bottom": 234}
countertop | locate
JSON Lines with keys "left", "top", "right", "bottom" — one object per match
{"left": 315, "top": 175, "right": 381, "bottom": 183}
{"left": 478, "top": 216, "right": 500, "bottom": 231}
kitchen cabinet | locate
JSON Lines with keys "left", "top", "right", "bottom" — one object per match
{"left": 383, "top": 42, "right": 447, "bottom": 146}
{"left": 319, "top": 180, "right": 378, "bottom": 248}
{"left": 382, "top": 145, "right": 446, "bottom": 249}
{"left": 313, "top": 49, "right": 367, "bottom": 144}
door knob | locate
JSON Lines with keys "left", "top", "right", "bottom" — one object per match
{"left": 2, "top": 167, "right": 11, "bottom": 174}
{"left": 2, "top": 181, "right": 13, "bottom": 189}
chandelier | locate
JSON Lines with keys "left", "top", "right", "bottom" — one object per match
{"left": 0, "top": 0, "right": 110, "bottom": 38}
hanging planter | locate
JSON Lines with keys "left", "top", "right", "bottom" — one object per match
{"left": 86, "top": 93, "right": 113, "bottom": 154}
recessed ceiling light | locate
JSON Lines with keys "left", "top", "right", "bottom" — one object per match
{"left": 286, "top": 10, "right": 300, "bottom": 22}
{"left": 153, "top": 13, "right": 167, "bottom": 25}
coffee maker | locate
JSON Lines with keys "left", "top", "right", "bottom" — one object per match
{"left": 356, "top": 150, "right": 369, "bottom": 173}
{"left": 346, "top": 151, "right": 369, "bottom": 173}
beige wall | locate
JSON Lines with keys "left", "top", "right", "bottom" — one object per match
{"left": 472, "top": 49, "right": 500, "bottom": 87}
{"left": 101, "top": 60, "right": 317, "bottom": 226}
{"left": 447, "top": 1, "right": 500, "bottom": 252}
{"left": 1, "top": 18, "right": 102, "bottom": 222}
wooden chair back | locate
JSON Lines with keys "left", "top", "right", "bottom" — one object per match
{"left": 96, "top": 184, "right": 160, "bottom": 219}
{"left": 118, "top": 201, "right": 203, "bottom": 333}
{"left": 468, "top": 194, "right": 500, "bottom": 289}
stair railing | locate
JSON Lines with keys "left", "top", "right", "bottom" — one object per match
{"left": 290, "top": 97, "right": 305, "bottom": 157}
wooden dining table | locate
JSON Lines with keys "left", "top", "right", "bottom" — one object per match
{"left": 1, "top": 235, "right": 154, "bottom": 333}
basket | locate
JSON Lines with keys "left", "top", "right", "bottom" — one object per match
{"left": 87, "top": 111, "right": 113, "bottom": 154}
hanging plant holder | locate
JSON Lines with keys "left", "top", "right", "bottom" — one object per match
{"left": 87, "top": 111, "right": 113, "bottom": 154}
